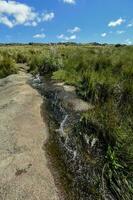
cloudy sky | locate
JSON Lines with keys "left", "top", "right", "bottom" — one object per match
{"left": 0, "top": 0, "right": 133, "bottom": 44}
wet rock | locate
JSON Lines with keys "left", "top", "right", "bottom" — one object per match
{"left": 38, "top": 78, "right": 111, "bottom": 199}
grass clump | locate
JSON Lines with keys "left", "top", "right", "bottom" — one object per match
{"left": 16, "top": 51, "right": 29, "bottom": 63}
{"left": 29, "top": 47, "right": 63, "bottom": 75}
{"left": 0, "top": 54, "right": 17, "bottom": 78}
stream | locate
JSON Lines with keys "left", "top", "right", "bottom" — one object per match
{"left": 31, "top": 74, "right": 115, "bottom": 200}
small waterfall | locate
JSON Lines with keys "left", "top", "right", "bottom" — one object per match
{"left": 56, "top": 114, "right": 77, "bottom": 160}
{"left": 32, "top": 74, "right": 42, "bottom": 88}
{"left": 56, "top": 114, "right": 68, "bottom": 137}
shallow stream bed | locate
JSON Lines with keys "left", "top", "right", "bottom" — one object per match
{"left": 31, "top": 74, "right": 115, "bottom": 200}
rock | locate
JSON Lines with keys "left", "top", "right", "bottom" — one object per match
{"left": 0, "top": 72, "right": 59, "bottom": 200}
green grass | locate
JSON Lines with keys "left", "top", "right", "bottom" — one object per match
{"left": 0, "top": 44, "right": 132, "bottom": 198}
{"left": 52, "top": 45, "right": 133, "bottom": 199}
{"left": 0, "top": 53, "right": 17, "bottom": 78}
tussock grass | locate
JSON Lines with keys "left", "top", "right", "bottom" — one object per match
{"left": 0, "top": 53, "right": 17, "bottom": 78}
{"left": 52, "top": 45, "right": 133, "bottom": 199}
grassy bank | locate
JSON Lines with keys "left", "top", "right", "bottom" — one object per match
{"left": 52, "top": 45, "right": 133, "bottom": 199}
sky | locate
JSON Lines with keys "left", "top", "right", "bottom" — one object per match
{"left": 0, "top": 0, "right": 133, "bottom": 44}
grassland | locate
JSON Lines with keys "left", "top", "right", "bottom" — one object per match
{"left": 0, "top": 44, "right": 133, "bottom": 199}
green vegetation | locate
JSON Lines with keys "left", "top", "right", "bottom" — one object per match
{"left": 0, "top": 52, "right": 17, "bottom": 78}
{"left": 0, "top": 44, "right": 132, "bottom": 199}
{"left": 35, "top": 44, "right": 133, "bottom": 199}
{"left": 28, "top": 47, "right": 62, "bottom": 75}
{"left": 53, "top": 45, "right": 133, "bottom": 199}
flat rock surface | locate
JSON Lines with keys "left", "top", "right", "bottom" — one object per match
{"left": 0, "top": 72, "right": 59, "bottom": 200}
{"left": 43, "top": 79, "right": 93, "bottom": 113}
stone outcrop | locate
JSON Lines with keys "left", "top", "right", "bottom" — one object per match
{"left": 0, "top": 72, "right": 60, "bottom": 200}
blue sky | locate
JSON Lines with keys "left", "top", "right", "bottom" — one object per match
{"left": 0, "top": 0, "right": 133, "bottom": 44}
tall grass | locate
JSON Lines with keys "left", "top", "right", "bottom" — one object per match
{"left": 52, "top": 45, "right": 133, "bottom": 198}
{"left": 28, "top": 46, "right": 63, "bottom": 75}
{"left": 0, "top": 53, "right": 17, "bottom": 78}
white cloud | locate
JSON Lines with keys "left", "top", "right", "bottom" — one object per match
{"left": 0, "top": 1, "right": 55, "bottom": 28}
{"left": 108, "top": 18, "right": 125, "bottom": 27}
{"left": 42, "top": 12, "right": 55, "bottom": 22}
{"left": 116, "top": 30, "right": 125, "bottom": 34}
{"left": 69, "top": 35, "right": 76, "bottom": 40}
{"left": 0, "top": 16, "right": 14, "bottom": 28}
{"left": 127, "top": 23, "right": 133, "bottom": 28}
{"left": 32, "top": 21, "right": 38, "bottom": 27}
{"left": 101, "top": 33, "right": 107, "bottom": 37}
{"left": 67, "top": 26, "right": 81, "bottom": 33}
{"left": 33, "top": 33, "right": 46, "bottom": 39}
{"left": 25, "top": 21, "right": 37, "bottom": 27}
{"left": 57, "top": 34, "right": 65, "bottom": 39}
{"left": 0, "top": 1, "right": 37, "bottom": 28}
{"left": 125, "top": 39, "right": 132, "bottom": 45}
{"left": 57, "top": 34, "right": 76, "bottom": 41}
{"left": 63, "top": 0, "right": 76, "bottom": 4}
